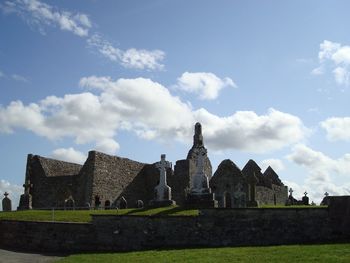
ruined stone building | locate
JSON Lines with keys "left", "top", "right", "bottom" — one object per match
{"left": 18, "top": 123, "right": 288, "bottom": 209}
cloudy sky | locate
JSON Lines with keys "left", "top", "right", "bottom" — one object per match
{"left": 1, "top": 0, "right": 350, "bottom": 208}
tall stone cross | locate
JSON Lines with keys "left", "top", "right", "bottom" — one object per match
{"left": 289, "top": 188, "right": 294, "bottom": 196}
{"left": 195, "top": 147, "right": 207, "bottom": 174}
{"left": 155, "top": 154, "right": 172, "bottom": 187}
{"left": 324, "top": 192, "right": 329, "bottom": 197}
{"left": 4, "top": 192, "right": 9, "bottom": 198}
{"left": 23, "top": 179, "right": 33, "bottom": 195}
{"left": 304, "top": 191, "right": 308, "bottom": 196}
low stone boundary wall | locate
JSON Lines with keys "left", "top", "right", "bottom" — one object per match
{"left": 1, "top": 196, "right": 349, "bottom": 252}
{"left": 0, "top": 221, "right": 95, "bottom": 252}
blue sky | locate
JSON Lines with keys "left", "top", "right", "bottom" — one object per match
{"left": 1, "top": 0, "right": 350, "bottom": 208}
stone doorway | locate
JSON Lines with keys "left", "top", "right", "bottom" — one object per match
{"left": 224, "top": 192, "right": 232, "bottom": 208}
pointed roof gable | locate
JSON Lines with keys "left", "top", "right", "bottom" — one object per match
{"left": 213, "top": 159, "right": 242, "bottom": 177}
{"left": 263, "top": 166, "right": 283, "bottom": 186}
{"left": 242, "top": 159, "right": 261, "bottom": 175}
{"left": 37, "top": 156, "right": 82, "bottom": 177}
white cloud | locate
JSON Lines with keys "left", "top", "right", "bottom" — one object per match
{"left": 95, "top": 138, "right": 120, "bottom": 155}
{"left": 260, "top": 158, "right": 285, "bottom": 173}
{"left": 333, "top": 67, "right": 349, "bottom": 85}
{"left": 0, "top": 179, "right": 22, "bottom": 211}
{"left": 313, "top": 40, "right": 350, "bottom": 86}
{"left": 0, "top": 71, "right": 4, "bottom": 78}
{"left": 51, "top": 147, "right": 86, "bottom": 164}
{"left": 87, "top": 34, "right": 165, "bottom": 70}
{"left": 1, "top": 2, "right": 165, "bottom": 71}
{"left": 1, "top": 0, "right": 91, "bottom": 37}
{"left": 176, "top": 72, "right": 237, "bottom": 100}
{"left": 321, "top": 117, "right": 350, "bottom": 142}
{"left": 11, "top": 74, "right": 29, "bottom": 82}
{"left": 286, "top": 144, "right": 350, "bottom": 203}
{"left": 194, "top": 107, "right": 307, "bottom": 153}
{"left": 0, "top": 75, "right": 307, "bottom": 155}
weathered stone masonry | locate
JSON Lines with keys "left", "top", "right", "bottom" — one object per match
{"left": 19, "top": 123, "right": 288, "bottom": 209}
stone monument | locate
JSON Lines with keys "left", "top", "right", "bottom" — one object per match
{"left": 2, "top": 192, "right": 12, "bottom": 211}
{"left": 302, "top": 191, "right": 309, "bottom": 205}
{"left": 186, "top": 142, "right": 218, "bottom": 208}
{"left": 17, "top": 179, "right": 33, "bottom": 210}
{"left": 149, "top": 154, "right": 176, "bottom": 207}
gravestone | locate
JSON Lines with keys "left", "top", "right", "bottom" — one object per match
{"left": 2, "top": 192, "right": 12, "bottom": 211}
{"left": 17, "top": 179, "right": 33, "bottom": 210}
{"left": 65, "top": 196, "right": 75, "bottom": 210}
{"left": 149, "top": 154, "right": 176, "bottom": 207}
{"left": 136, "top": 200, "right": 144, "bottom": 208}
{"left": 302, "top": 191, "right": 309, "bottom": 205}
{"left": 186, "top": 146, "right": 218, "bottom": 208}
{"left": 94, "top": 196, "right": 101, "bottom": 209}
{"left": 320, "top": 192, "right": 331, "bottom": 206}
{"left": 286, "top": 187, "right": 297, "bottom": 205}
{"left": 119, "top": 196, "right": 127, "bottom": 209}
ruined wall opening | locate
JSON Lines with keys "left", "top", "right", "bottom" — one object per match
{"left": 104, "top": 200, "right": 111, "bottom": 209}
{"left": 224, "top": 192, "right": 232, "bottom": 208}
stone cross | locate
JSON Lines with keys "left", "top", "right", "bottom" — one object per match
{"left": 155, "top": 154, "right": 172, "bottom": 187}
{"left": 191, "top": 147, "right": 210, "bottom": 193}
{"left": 324, "top": 192, "right": 329, "bottom": 197}
{"left": 304, "top": 191, "right": 308, "bottom": 196}
{"left": 289, "top": 188, "right": 294, "bottom": 196}
{"left": 195, "top": 147, "right": 207, "bottom": 174}
{"left": 23, "top": 179, "right": 33, "bottom": 195}
{"left": 4, "top": 192, "right": 9, "bottom": 198}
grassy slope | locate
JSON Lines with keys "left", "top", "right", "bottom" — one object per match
{"left": 57, "top": 244, "right": 350, "bottom": 263}
{"left": 0, "top": 206, "right": 198, "bottom": 222}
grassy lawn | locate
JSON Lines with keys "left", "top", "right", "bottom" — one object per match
{"left": 57, "top": 244, "right": 350, "bottom": 263}
{"left": 0, "top": 205, "right": 327, "bottom": 223}
{"left": 0, "top": 206, "right": 198, "bottom": 222}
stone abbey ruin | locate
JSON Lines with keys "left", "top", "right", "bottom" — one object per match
{"left": 2, "top": 123, "right": 350, "bottom": 253}
{"left": 17, "top": 122, "right": 288, "bottom": 210}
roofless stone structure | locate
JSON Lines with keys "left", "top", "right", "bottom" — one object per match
{"left": 17, "top": 123, "right": 288, "bottom": 209}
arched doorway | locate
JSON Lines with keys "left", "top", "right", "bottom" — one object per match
{"left": 224, "top": 192, "right": 232, "bottom": 208}
{"left": 105, "top": 200, "right": 111, "bottom": 209}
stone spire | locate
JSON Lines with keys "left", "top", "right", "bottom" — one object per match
{"left": 193, "top": 122, "right": 204, "bottom": 147}
{"left": 187, "top": 122, "right": 207, "bottom": 160}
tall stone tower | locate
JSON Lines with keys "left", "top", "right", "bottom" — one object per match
{"left": 185, "top": 122, "right": 218, "bottom": 208}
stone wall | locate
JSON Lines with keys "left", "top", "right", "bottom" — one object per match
{"left": 28, "top": 155, "right": 83, "bottom": 208}
{"left": 0, "top": 220, "right": 94, "bottom": 252}
{"left": 90, "top": 151, "right": 159, "bottom": 208}
{"left": 1, "top": 197, "right": 350, "bottom": 252}
{"left": 256, "top": 184, "right": 288, "bottom": 206}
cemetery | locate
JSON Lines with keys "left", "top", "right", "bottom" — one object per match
{"left": 0, "top": 123, "right": 350, "bottom": 253}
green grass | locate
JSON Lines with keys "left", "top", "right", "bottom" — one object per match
{"left": 260, "top": 205, "right": 327, "bottom": 208}
{"left": 57, "top": 244, "right": 350, "bottom": 263}
{"left": 0, "top": 205, "right": 328, "bottom": 222}
{"left": 0, "top": 206, "right": 198, "bottom": 222}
